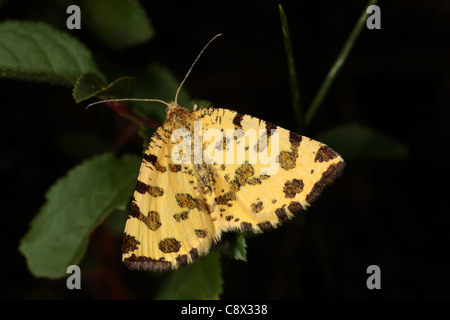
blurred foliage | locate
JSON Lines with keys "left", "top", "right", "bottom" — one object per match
{"left": 1, "top": 1, "right": 223, "bottom": 299}
{"left": 80, "top": 0, "right": 154, "bottom": 49}
{"left": 317, "top": 124, "right": 409, "bottom": 160}
{"left": 73, "top": 74, "right": 135, "bottom": 103}
{"left": 0, "top": 20, "right": 103, "bottom": 85}
{"left": 156, "top": 251, "right": 223, "bottom": 300}
{"left": 19, "top": 154, "right": 141, "bottom": 278}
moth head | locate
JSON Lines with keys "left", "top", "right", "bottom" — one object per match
{"left": 166, "top": 101, "right": 182, "bottom": 114}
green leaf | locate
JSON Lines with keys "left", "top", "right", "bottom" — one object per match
{"left": 156, "top": 251, "right": 223, "bottom": 300}
{"left": 317, "top": 123, "right": 409, "bottom": 160}
{"left": 19, "top": 153, "right": 141, "bottom": 278}
{"left": 0, "top": 20, "right": 103, "bottom": 86}
{"left": 279, "top": 4, "right": 304, "bottom": 132}
{"left": 81, "top": 0, "right": 154, "bottom": 49}
{"left": 305, "top": 0, "right": 378, "bottom": 126}
{"left": 217, "top": 233, "right": 247, "bottom": 262}
{"left": 72, "top": 72, "right": 106, "bottom": 102}
{"left": 72, "top": 73, "right": 135, "bottom": 103}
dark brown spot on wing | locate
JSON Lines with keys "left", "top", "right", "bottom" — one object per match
{"left": 236, "top": 162, "right": 254, "bottom": 181}
{"left": 289, "top": 131, "right": 302, "bottom": 148}
{"left": 143, "top": 154, "right": 167, "bottom": 172}
{"left": 315, "top": 145, "right": 338, "bottom": 163}
{"left": 247, "top": 177, "right": 262, "bottom": 185}
{"left": 257, "top": 221, "right": 273, "bottom": 232}
{"left": 173, "top": 211, "right": 189, "bottom": 222}
{"left": 266, "top": 121, "right": 278, "bottom": 137}
{"left": 215, "top": 191, "right": 236, "bottom": 206}
{"left": 275, "top": 207, "right": 289, "bottom": 223}
{"left": 175, "top": 193, "right": 197, "bottom": 209}
{"left": 175, "top": 193, "right": 210, "bottom": 214}
{"left": 135, "top": 182, "right": 164, "bottom": 196}
{"left": 135, "top": 181, "right": 148, "bottom": 194}
{"left": 129, "top": 201, "right": 140, "bottom": 219}
{"left": 168, "top": 163, "right": 182, "bottom": 172}
{"left": 230, "top": 162, "right": 255, "bottom": 191}
{"left": 148, "top": 186, "right": 164, "bottom": 197}
{"left": 288, "top": 201, "right": 303, "bottom": 214}
{"left": 143, "top": 153, "right": 157, "bottom": 165}
{"left": 129, "top": 201, "right": 162, "bottom": 231}
{"left": 121, "top": 234, "right": 140, "bottom": 254}
{"left": 189, "top": 248, "right": 199, "bottom": 260}
{"left": 195, "top": 229, "right": 208, "bottom": 238}
{"left": 251, "top": 201, "right": 264, "bottom": 213}
{"left": 194, "top": 197, "right": 210, "bottom": 214}
{"left": 283, "top": 179, "right": 304, "bottom": 198}
{"left": 145, "top": 211, "right": 162, "bottom": 231}
{"left": 176, "top": 254, "right": 188, "bottom": 267}
{"left": 279, "top": 151, "right": 297, "bottom": 171}
{"left": 159, "top": 238, "right": 182, "bottom": 253}
{"left": 123, "top": 255, "right": 172, "bottom": 271}
{"left": 240, "top": 222, "right": 253, "bottom": 231}
{"left": 232, "top": 112, "right": 244, "bottom": 128}
{"left": 306, "top": 161, "right": 345, "bottom": 204}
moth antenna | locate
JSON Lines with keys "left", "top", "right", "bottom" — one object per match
{"left": 86, "top": 98, "right": 170, "bottom": 110}
{"left": 174, "top": 33, "right": 223, "bottom": 104}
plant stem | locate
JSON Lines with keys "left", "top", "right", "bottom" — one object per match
{"left": 279, "top": 4, "right": 304, "bottom": 133}
{"left": 305, "top": 0, "right": 378, "bottom": 126}
{"left": 106, "top": 101, "right": 160, "bottom": 128}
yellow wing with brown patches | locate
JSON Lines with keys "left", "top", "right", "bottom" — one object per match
{"left": 195, "top": 107, "right": 345, "bottom": 235}
{"left": 122, "top": 103, "right": 344, "bottom": 272}
{"left": 121, "top": 122, "right": 216, "bottom": 271}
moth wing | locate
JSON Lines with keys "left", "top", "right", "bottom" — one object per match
{"left": 196, "top": 107, "right": 345, "bottom": 234}
{"left": 122, "top": 124, "right": 216, "bottom": 271}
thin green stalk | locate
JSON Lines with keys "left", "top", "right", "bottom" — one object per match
{"left": 305, "top": 0, "right": 379, "bottom": 126}
{"left": 279, "top": 4, "right": 304, "bottom": 132}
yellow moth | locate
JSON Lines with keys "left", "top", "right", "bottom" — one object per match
{"left": 93, "top": 34, "right": 345, "bottom": 271}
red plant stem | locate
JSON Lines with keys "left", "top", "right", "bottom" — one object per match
{"left": 106, "top": 101, "right": 160, "bottom": 128}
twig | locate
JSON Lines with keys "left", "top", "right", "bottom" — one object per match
{"left": 106, "top": 101, "right": 160, "bottom": 128}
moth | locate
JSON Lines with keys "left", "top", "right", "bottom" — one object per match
{"left": 92, "top": 34, "right": 345, "bottom": 271}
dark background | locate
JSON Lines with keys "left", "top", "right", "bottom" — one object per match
{"left": 1, "top": 0, "right": 449, "bottom": 299}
